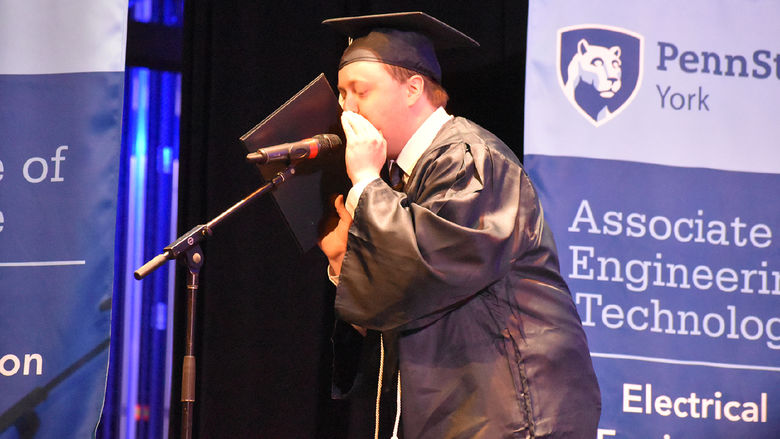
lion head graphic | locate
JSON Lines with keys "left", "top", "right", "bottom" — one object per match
{"left": 558, "top": 25, "right": 643, "bottom": 126}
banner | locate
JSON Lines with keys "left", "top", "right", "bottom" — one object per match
{"left": 524, "top": 1, "right": 779, "bottom": 438}
{"left": 0, "top": 1, "right": 127, "bottom": 437}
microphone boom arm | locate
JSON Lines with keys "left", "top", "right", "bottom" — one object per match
{"left": 134, "top": 163, "right": 297, "bottom": 280}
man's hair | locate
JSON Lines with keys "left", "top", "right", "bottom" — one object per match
{"left": 384, "top": 64, "right": 449, "bottom": 108}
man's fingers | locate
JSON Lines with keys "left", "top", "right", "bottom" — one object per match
{"left": 342, "top": 111, "right": 381, "bottom": 138}
{"left": 341, "top": 112, "right": 358, "bottom": 140}
{"left": 333, "top": 193, "right": 345, "bottom": 208}
{"left": 333, "top": 194, "right": 351, "bottom": 222}
{"left": 345, "top": 111, "right": 377, "bottom": 135}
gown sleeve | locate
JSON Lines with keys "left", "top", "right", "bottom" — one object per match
{"left": 335, "top": 129, "right": 545, "bottom": 331}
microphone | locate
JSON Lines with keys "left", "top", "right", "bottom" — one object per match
{"left": 246, "top": 134, "right": 342, "bottom": 164}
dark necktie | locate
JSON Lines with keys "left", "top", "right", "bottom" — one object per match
{"left": 388, "top": 161, "right": 405, "bottom": 191}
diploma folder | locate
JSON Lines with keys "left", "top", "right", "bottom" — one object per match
{"left": 240, "top": 74, "right": 347, "bottom": 253}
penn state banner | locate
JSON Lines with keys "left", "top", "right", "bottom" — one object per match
{"left": 524, "top": 1, "right": 779, "bottom": 438}
{"left": 0, "top": 1, "right": 127, "bottom": 437}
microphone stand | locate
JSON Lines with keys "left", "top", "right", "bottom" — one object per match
{"left": 134, "top": 163, "right": 298, "bottom": 439}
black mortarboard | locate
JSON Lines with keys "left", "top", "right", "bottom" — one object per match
{"left": 322, "top": 12, "right": 479, "bottom": 83}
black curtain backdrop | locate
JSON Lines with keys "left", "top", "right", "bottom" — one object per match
{"left": 174, "top": 1, "right": 528, "bottom": 437}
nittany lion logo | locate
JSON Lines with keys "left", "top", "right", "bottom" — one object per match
{"left": 558, "top": 25, "right": 643, "bottom": 126}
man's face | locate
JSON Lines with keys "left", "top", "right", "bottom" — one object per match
{"left": 337, "top": 61, "right": 409, "bottom": 157}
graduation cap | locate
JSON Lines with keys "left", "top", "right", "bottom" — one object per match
{"left": 322, "top": 12, "right": 479, "bottom": 83}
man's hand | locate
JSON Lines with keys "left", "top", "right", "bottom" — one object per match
{"left": 341, "top": 111, "right": 386, "bottom": 185}
{"left": 317, "top": 194, "right": 353, "bottom": 276}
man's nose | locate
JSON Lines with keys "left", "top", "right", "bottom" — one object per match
{"left": 341, "top": 94, "right": 357, "bottom": 112}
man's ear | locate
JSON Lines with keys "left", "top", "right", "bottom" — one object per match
{"left": 406, "top": 74, "right": 425, "bottom": 105}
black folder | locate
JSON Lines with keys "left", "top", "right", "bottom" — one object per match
{"left": 240, "top": 74, "right": 348, "bottom": 252}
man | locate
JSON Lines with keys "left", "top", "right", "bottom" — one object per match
{"left": 319, "top": 12, "right": 601, "bottom": 439}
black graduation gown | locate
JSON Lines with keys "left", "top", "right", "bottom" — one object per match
{"left": 335, "top": 117, "right": 601, "bottom": 439}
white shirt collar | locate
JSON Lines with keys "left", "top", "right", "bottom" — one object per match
{"left": 394, "top": 106, "right": 453, "bottom": 177}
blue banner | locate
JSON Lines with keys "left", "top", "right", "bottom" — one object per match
{"left": 0, "top": 2, "right": 127, "bottom": 437}
{"left": 524, "top": 1, "right": 779, "bottom": 438}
